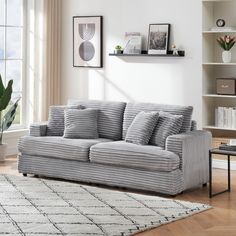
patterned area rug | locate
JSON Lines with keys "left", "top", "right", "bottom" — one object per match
{"left": 0, "top": 175, "right": 211, "bottom": 236}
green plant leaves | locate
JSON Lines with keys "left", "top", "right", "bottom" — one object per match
{"left": 0, "top": 80, "right": 13, "bottom": 111}
{"left": 2, "top": 98, "right": 20, "bottom": 132}
{"left": 217, "top": 38, "right": 225, "bottom": 50}
{"left": 0, "top": 74, "right": 5, "bottom": 98}
{"left": 216, "top": 36, "right": 236, "bottom": 51}
{"left": 0, "top": 75, "right": 21, "bottom": 144}
{"left": 228, "top": 41, "right": 235, "bottom": 50}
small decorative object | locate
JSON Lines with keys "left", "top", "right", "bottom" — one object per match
{"left": 0, "top": 74, "right": 20, "bottom": 162}
{"left": 73, "top": 16, "right": 103, "bottom": 68}
{"left": 217, "top": 35, "right": 236, "bottom": 63}
{"left": 172, "top": 44, "right": 179, "bottom": 55}
{"left": 148, "top": 24, "right": 170, "bottom": 55}
{"left": 216, "top": 78, "right": 236, "bottom": 95}
{"left": 123, "top": 32, "right": 142, "bottom": 54}
{"left": 222, "top": 50, "right": 232, "bottom": 63}
{"left": 216, "top": 19, "right": 226, "bottom": 27}
{"left": 114, "top": 45, "right": 123, "bottom": 54}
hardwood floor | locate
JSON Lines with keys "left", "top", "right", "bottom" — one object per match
{"left": 1, "top": 156, "right": 235, "bottom": 236}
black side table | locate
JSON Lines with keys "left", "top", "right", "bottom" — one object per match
{"left": 209, "top": 148, "right": 234, "bottom": 198}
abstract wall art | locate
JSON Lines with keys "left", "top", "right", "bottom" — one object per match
{"left": 73, "top": 16, "right": 103, "bottom": 67}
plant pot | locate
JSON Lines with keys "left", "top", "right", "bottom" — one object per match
{"left": 114, "top": 49, "right": 123, "bottom": 54}
{"left": 0, "top": 144, "right": 7, "bottom": 162}
{"left": 222, "top": 51, "right": 231, "bottom": 63}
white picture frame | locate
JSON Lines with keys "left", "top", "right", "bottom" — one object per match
{"left": 123, "top": 32, "right": 142, "bottom": 54}
{"left": 73, "top": 16, "right": 103, "bottom": 68}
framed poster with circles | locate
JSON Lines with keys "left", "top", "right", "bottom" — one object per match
{"left": 73, "top": 16, "right": 103, "bottom": 68}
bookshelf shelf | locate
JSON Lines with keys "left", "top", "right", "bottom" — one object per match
{"left": 204, "top": 126, "right": 236, "bottom": 131}
{"left": 202, "top": 31, "right": 236, "bottom": 34}
{"left": 202, "top": 63, "right": 236, "bottom": 65}
{"left": 202, "top": 0, "right": 232, "bottom": 2}
{"left": 203, "top": 94, "right": 236, "bottom": 98}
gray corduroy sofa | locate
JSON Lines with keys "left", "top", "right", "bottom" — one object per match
{"left": 18, "top": 99, "right": 212, "bottom": 196}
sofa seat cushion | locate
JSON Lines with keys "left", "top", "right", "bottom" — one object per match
{"left": 90, "top": 141, "right": 180, "bottom": 172}
{"left": 18, "top": 136, "right": 112, "bottom": 161}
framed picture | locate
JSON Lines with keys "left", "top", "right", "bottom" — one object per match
{"left": 73, "top": 16, "right": 103, "bottom": 68}
{"left": 123, "top": 32, "right": 142, "bottom": 54}
{"left": 147, "top": 24, "right": 170, "bottom": 55}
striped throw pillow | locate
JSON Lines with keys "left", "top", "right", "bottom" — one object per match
{"left": 125, "top": 111, "right": 159, "bottom": 145}
{"left": 150, "top": 111, "right": 183, "bottom": 148}
{"left": 63, "top": 108, "right": 99, "bottom": 139}
{"left": 47, "top": 105, "right": 83, "bottom": 136}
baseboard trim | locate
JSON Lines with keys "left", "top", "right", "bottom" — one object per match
{"left": 4, "top": 129, "right": 29, "bottom": 157}
{"left": 6, "top": 147, "right": 18, "bottom": 156}
{"left": 213, "top": 159, "right": 236, "bottom": 170}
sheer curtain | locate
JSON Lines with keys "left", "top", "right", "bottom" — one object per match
{"left": 26, "top": 0, "right": 61, "bottom": 123}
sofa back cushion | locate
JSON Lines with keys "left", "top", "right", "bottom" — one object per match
{"left": 67, "top": 99, "right": 126, "bottom": 140}
{"left": 122, "top": 102, "right": 193, "bottom": 140}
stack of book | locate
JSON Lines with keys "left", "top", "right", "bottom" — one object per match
{"left": 215, "top": 107, "right": 236, "bottom": 128}
{"left": 219, "top": 139, "right": 236, "bottom": 151}
{"left": 219, "top": 145, "right": 236, "bottom": 151}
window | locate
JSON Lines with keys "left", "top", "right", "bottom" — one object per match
{"left": 0, "top": 0, "right": 25, "bottom": 128}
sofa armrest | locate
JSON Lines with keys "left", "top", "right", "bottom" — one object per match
{"left": 166, "top": 130, "right": 212, "bottom": 190}
{"left": 29, "top": 122, "right": 48, "bottom": 137}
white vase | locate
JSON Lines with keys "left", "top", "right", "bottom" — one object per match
{"left": 0, "top": 144, "right": 7, "bottom": 162}
{"left": 222, "top": 51, "right": 231, "bottom": 63}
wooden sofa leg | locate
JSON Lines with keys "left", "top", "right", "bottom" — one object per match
{"left": 23, "top": 173, "right": 27, "bottom": 177}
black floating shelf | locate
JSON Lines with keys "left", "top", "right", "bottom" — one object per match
{"left": 109, "top": 50, "right": 185, "bottom": 57}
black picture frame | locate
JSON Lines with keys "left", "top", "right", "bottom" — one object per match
{"left": 147, "top": 23, "right": 170, "bottom": 55}
{"left": 73, "top": 16, "right": 103, "bottom": 68}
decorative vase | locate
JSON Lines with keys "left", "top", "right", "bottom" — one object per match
{"left": 222, "top": 51, "right": 231, "bottom": 63}
{"left": 0, "top": 144, "right": 7, "bottom": 162}
{"left": 114, "top": 49, "right": 123, "bottom": 54}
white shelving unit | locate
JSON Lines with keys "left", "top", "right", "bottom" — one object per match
{"left": 202, "top": 0, "right": 236, "bottom": 137}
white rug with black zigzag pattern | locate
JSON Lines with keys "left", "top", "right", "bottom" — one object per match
{"left": 0, "top": 175, "right": 211, "bottom": 236}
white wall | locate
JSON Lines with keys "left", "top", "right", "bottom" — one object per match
{"left": 61, "top": 0, "right": 202, "bottom": 126}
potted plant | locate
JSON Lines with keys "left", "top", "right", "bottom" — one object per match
{"left": 114, "top": 45, "right": 123, "bottom": 54}
{"left": 0, "top": 74, "right": 20, "bottom": 162}
{"left": 217, "top": 35, "right": 236, "bottom": 63}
